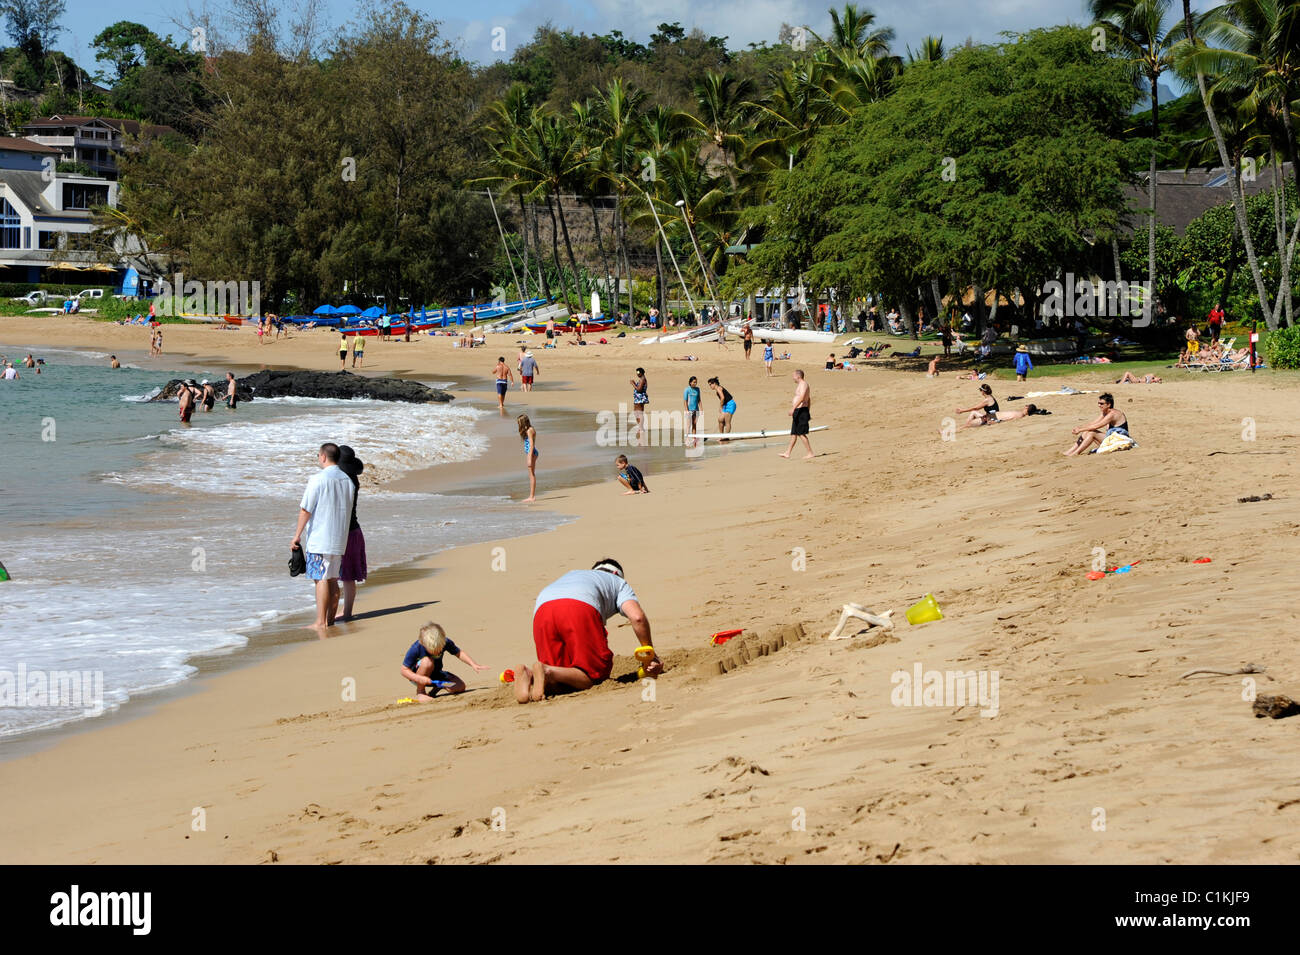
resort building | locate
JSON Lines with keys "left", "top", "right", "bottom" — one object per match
{"left": 0, "top": 137, "right": 122, "bottom": 284}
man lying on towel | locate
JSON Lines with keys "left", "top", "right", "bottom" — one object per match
{"left": 1064, "top": 392, "right": 1132, "bottom": 456}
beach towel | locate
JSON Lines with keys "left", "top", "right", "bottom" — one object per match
{"left": 1025, "top": 388, "right": 1098, "bottom": 398}
{"left": 1095, "top": 432, "right": 1137, "bottom": 454}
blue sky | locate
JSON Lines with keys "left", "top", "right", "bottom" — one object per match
{"left": 57, "top": 0, "right": 1108, "bottom": 74}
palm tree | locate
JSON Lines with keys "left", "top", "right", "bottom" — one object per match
{"left": 586, "top": 79, "right": 648, "bottom": 320}
{"left": 689, "top": 71, "right": 756, "bottom": 178}
{"left": 486, "top": 84, "right": 538, "bottom": 299}
{"left": 819, "top": 3, "right": 896, "bottom": 61}
{"left": 906, "top": 35, "right": 945, "bottom": 64}
{"left": 1091, "top": 0, "right": 1182, "bottom": 323}
{"left": 1178, "top": 0, "right": 1300, "bottom": 327}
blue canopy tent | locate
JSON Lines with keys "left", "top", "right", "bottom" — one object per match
{"left": 360, "top": 306, "right": 385, "bottom": 318}
{"left": 312, "top": 304, "right": 337, "bottom": 315}
{"left": 335, "top": 304, "right": 362, "bottom": 316}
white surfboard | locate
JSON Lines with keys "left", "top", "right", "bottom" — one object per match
{"left": 591, "top": 291, "right": 601, "bottom": 320}
{"left": 692, "top": 426, "right": 829, "bottom": 441}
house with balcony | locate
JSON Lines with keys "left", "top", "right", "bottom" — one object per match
{"left": 0, "top": 137, "right": 123, "bottom": 284}
{"left": 21, "top": 115, "right": 177, "bottom": 181}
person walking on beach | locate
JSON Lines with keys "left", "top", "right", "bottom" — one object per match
{"left": 743, "top": 323, "right": 754, "bottom": 360}
{"left": 941, "top": 322, "right": 953, "bottom": 358}
{"left": 683, "top": 375, "right": 701, "bottom": 445}
{"left": 781, "top": 369, "right": 814, "bottom": 460}
{"left": 291, "top": 443, "right": 355, "bottom": 631}
{"left": 352, "top": 333, "right": 365, "bottom": 368}
{"left": 517, "top": 413, "right": 539, "bottom": 502}
{"left": 339, "top": 332, "right": 349, "bottom": 371}
{"left": 494, "top": 356, "right": 514, "bottom": 413}
{"left": 225, "top": 371, "right": 239, "bottom": 411}
{"left": 1013, "top": 344, "right": 1033, "bottom": 382}
{"left": 519, "top": 348, "right": 539, "bottom": 392}
{"left": 513, "top": 558, "right": 660, "bottom": 704}
{"left": 630, "top": 367, "right": 648, "bottom": 445}
{"left": 708, "top": 376, "right": 736, "bottom": 438}
{"left": 336, "top": 445, "right": 367, "bottom": 622}
{"left": 763, "top": 340, "right": 774, "bottom": 376}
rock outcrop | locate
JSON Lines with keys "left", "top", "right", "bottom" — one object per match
{"left": 153, "top": 370, "right": 453, "bottom": 404}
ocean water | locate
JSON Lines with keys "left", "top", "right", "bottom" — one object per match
{"left": 0, "top": 349, "right": 559, "bottom": 739}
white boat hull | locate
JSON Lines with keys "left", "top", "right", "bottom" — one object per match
{"left": 725, "top": 322, "right": 835, "bottom": 344}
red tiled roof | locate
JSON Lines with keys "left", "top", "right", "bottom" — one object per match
{"left": 0, "top": 136, "right": 61, "bottom": 154}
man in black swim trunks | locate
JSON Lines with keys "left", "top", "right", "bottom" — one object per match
{"left": 225, "top": 371, "right": 239, "bottom": 410}
{"left": 781, "top": 369, "right": 814, "bottom": 460}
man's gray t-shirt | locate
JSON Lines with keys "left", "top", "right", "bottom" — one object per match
{"left": 534, "top": 570, "right": 637, "bottom": 620}
{"left": 520, "top": 355, "right": 538, "bottom": 376}
{"left": 300, "top": 464, "right": 355, "bottom": 555}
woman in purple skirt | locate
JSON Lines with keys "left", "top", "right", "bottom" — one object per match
{"left": 336, "top": 445, "right": 368, "bottom": 622}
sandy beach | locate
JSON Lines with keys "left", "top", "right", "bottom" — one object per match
{"left": 1, "top": 316, "right": 1298, "bottom": 864}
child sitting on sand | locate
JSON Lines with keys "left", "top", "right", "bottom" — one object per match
{"left": 615, "top": 454, "right": 649, "bottom": 494}
{"left": 400, "top": 622, "right": 487, "bottom": 701}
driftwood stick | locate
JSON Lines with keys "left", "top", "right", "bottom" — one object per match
{"left": 1180, "top": 663, "right": 1267, "bottom": 680}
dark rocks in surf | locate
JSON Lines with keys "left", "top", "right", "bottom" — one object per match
{"left": 152, "top": 370, "right": 453, "bottom": 404}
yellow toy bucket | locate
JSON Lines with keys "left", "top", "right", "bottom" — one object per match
{"left": 905, "top": 594, "right": 943, "bottom": 625}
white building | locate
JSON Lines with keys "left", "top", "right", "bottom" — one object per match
{"left": 0, "top": 137, "right": 121, "bottom": 285}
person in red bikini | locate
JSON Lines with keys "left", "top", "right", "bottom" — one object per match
{"left": 514, "top": 558, "right": 660, "bottom": 703}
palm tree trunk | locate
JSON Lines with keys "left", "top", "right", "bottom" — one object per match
{"left": 1148, "top": 74, "right": 1159, "bottom": 315}
{"left": 589, "top": 199, "right": 615, "bottom": 311}
{"left": 531, "top": 201, "right": 550, "bottom": 300}
{"left": 1181, "top": 0, "right": 1277, "bottom": 329}
{"left": 517, "top": 195, "right": 531, "bottom": 299}
{"left": 545, "top": 194, "right": 567, "bottom": 303}
{"left": 618, "top": 208, "right": 633, "bottom": 321}
{"left": 556, "top": 197, "right": 584, "bottom": 301}
{"left": 1111, "top": 236, "right": 1123, "bottom": 283}
{"left": 654, "top": 236, "right": 666, "bottom": 316}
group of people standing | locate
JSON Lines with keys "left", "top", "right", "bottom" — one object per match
{"left": 338, "top": 332, "right": 366, "bottom": 369}
{"left": 176, "top": 372, "right": 239, "bottom": 424}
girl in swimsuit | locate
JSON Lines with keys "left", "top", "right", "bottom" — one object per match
{"left": 339, "top": 333, "right": 348, "bottom": 370}
{"left": 708, "top": 377, "right": 736, "bottom": 436}
{"left": 956, "top": 383, "right": 999, "bottom": 428}
{"left": 630, "top": 367, "right": 648, "bottom": 445}
{"left": 517, "top": 413, "right": 538, "bottom": 502}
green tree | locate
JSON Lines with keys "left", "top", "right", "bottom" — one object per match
{"left": 1091, "top": 0, "right": 1182, "bottom": 331}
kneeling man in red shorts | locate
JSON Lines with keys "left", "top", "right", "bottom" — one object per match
{"left": 515, "top": 558, "right": 661, "bottom": 703}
